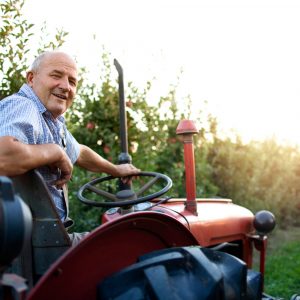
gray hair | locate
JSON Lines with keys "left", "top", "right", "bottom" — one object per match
{"left": 28, "top": 52, "right": 51, "bottom": 72}
{"left": 28, "top": 51, "right": 76, "bottom": 73}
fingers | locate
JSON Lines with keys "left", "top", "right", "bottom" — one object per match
{"left": 47, "top": 167, "right": 71, "bottom": 188}
{"left": 54, "top": 178, "right": 69, "bottom": 189}
{"left": 118, "top": 164, "right": 140, "bottom": 176}
{"left": 130, "top": 165, "right": 141, "bottom": 174}
{"left": 55, "top": 169, "right": 72, "bottom": 188}
{"left": 48, "top": 150, "right": 73, "bottom": 187}
{"left": 116, "top": 164, "right": 140, "bottom": 185}
{"left": 56, "top": 173, "right": 72, "bottom": 188}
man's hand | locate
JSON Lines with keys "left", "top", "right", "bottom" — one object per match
{"left": 0, "top": 137, "right": 73, "bottom": 183}
{"left": 113, "top": 164, "right": 140, "bottom": 177}
{"left": 49, "top": 147, "right": 73, "bottom": 188}
{"left": 113, "top": 164, "right": 140, "bottom": 184}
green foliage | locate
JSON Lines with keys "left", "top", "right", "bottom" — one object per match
{"left": 1, "top": 5, "right": 300, "bottom": 296}
{"left": 0, "top": 0, "right": 68, "bottom": 99}
{"left": 67, "top": 53, "right": 120, "bottom": 159}
{"left": 66, "top": 49, "right": 300, "bottom": 232}
{"left": 0, "top": 0, "right": 32, "bottom": 98}
{"left": 2, "top": 0, "right": 300, "bottom": 236}
{"left": 264, "top": 240, "right": 300, "bottom": 298}
{"left": 65, "top": 50, "right": 222, "bottom": 231}
{"left": 67, "top": 167, "right": 105, "bottom": 231}
{"left": 207, "top": 136, "right": 300, "bottom": 227}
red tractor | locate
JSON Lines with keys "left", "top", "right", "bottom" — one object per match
{"left": 0, "top": 60, "right": 294, "bottom": 300}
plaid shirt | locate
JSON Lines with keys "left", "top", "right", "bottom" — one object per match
{"left": 0, "top": 84, "right": 80, "bottom": 220}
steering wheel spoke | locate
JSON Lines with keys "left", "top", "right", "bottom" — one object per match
{"left": 136, "top": 175, "right": 160, "bottom": 197}
{"left": 77, "top": 172, "right": 172, "bottom": 208}
{"left": 86, "top": 184, "right": 117, "bottom": 201}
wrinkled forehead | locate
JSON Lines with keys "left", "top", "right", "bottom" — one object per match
{"left": 40, "top": 52, "right": 78, "bottom": 78}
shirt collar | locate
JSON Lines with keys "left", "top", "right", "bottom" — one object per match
{"left": 19, "top": 84, "right": 65, "bottom": 122}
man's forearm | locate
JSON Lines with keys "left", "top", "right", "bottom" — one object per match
{"left": 76, "top": 144, "right": 140, "bottom": 177}
{"left": 75, "top": 144, "right": 118, "bottom": 175}
{"left": 0, "top": 136, "right": 70, "bottom": 176}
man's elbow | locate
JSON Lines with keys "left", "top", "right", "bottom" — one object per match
{"left": 0, "top": 136, "right": 30, "bottom": 176}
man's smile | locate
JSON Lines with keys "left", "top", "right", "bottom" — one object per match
{"left": 52, "top": 93, "right": 67, "bottom": 100}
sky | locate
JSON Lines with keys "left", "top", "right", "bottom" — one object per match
{"left": 23, "top": 0, "right": 300, "bottom": 145}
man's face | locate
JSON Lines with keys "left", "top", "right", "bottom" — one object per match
{"left": 27, "top": 52, "right": 78, "bottom": 119}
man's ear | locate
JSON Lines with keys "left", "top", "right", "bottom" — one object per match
{"left": 26, "top": 71, "right": 34, "bottom": 87}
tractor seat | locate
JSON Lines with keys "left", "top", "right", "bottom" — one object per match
{"left": 9, "top": 169, "right": 71, "bottom": 287}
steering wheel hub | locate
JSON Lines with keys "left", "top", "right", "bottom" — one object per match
{"left": 77, "top": 172, "right": 172, "bottom": 208}
{"left": 116, "top": 189, "right": 137, "bottom": 201}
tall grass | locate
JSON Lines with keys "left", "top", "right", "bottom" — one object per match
{"left": 203, "top": 137, "right": 300, "bottom": 228}
{"left": 264, "top": 240, "right": 300, "bottom": 298}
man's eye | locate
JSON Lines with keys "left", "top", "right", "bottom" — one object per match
{"left": 51, "top": 74, "right": 60, "bottom": 79}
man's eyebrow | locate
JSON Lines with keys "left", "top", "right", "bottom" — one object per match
{"left": 51, "top": 69, "right": 78, "bottom": 83}
{"left": 50, "top": 69, "right": 63, "bottom": 75}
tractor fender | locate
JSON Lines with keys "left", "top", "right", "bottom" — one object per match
{"left": 28, "top": 211, "right": 198, "bottom": 300}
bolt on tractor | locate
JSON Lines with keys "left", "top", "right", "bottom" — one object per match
{"left": 0, "top": 60, "right": 298, "bottom": 300}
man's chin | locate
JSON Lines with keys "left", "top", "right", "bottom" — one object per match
{"left": 49, "top": 106, "right": 67, "bottom": 119}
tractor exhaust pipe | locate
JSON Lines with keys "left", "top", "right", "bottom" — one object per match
{"left": 176, "top": 120, "right": 198, "bottom": 215}
{"left": 114, "top": 59, "right": 132, "bottom": 191}
{"left": 114, "top": 59, "right": 132, "bottom": 165}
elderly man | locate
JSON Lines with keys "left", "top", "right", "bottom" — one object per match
{"left": 0, "top": 51, "right": 140, "bottom": 244}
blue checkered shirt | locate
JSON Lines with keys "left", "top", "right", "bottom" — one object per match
{"left": 0, "top": 84, "right": 80, "bottom": 220}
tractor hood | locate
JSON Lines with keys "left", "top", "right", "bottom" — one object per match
{"left": 150, "top": 198, "right": 254, "bottom": 247}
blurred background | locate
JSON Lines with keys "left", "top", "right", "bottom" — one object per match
{"left": 1, "top": 0, "right": 300, "bottom": 296}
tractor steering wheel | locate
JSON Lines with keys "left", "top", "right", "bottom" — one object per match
{"left": 77, "top": 172, "right": 172, "bottom": 208}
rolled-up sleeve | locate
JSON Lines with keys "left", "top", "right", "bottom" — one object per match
{"left": 65, "top": 129, "right": 80, "bottom": 164}
{"left": 0, "top": 97, "right": 41, "bottom": 144}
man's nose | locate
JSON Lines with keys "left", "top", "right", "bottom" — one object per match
{"left": 59, "top": 78, "right": 71, "bottom": 92}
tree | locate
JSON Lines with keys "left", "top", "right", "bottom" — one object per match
{"left": 66, "top": 53, "right": 219, "bottom": 231}
{"left": 3, "top": 0, "right": 299, "bottom": 232}
{"left": 0, "top": 0, "right": 68, "bottom": 99}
